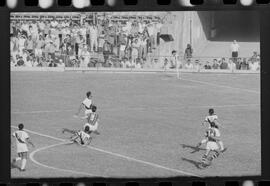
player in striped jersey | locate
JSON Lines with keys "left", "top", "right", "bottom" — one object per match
{"left": 196, "top": 108, "right": 225, "bottom": 152}
{"left": 62, "top": 125, "right": 92, "bottom": 146}
{"left": 82, "top": 105, "right": 100, "bottom": 135}
{"left": 12, "top": 123, "right": 35, "bottom": 171}
{"left": 200, "top": 127, "right": 221, "bottom": 168}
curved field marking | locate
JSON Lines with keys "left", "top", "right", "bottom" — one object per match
{"left": 11, "top": 103, "right": 259, "bottom": 115}
{"left": 29, "top": 141, "right": 99, "bottom": 177}
{"left": 180, "top": 77, "right": 260, "bottom": 94}
{"left": 11, "top": 126, "right": 201, "bottom": 177}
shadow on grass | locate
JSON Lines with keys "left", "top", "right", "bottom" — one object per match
{"left": 181, "top": 144, "right": 205, "bottom": 154}
{"left": 11, "top": 161, "right": 20, "bottom": 170}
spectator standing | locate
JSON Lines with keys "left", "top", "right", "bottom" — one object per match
{"left": 184, "top": 44, "right": 193, "bottom": 61}
{"left": 103, "top": 40, "right": 111, "bottom": 65}
{"left": 89, "top": 23, "right": 98, "bottom": 52}
{"left": 230, "top": 40, "right": 240, "bottom": 59}
{"left": 34, "top": 35, "right": 45, "bottom": 60}
{"left": 80, "top": 44, "right": 90, "bottom": 67}
{"left": 212, "top": 59, "right": 219, "bottom": 69}
{"left": 170, "top": 50, "right": 179, "bottom": 69}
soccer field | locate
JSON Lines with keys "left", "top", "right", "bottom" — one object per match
{"left": 11, "top": 71, "right": 261, "bottom": 178}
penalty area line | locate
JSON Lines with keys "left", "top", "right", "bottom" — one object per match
{"left": 29, "top": 141, "right": 100, "bottom": 177}
{"left": 11, "top": 126, "right": 201, "bottom": 177}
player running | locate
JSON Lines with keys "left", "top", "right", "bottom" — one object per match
{"left": 75, "top": 91, "right": 93, "bottom": 118}
{"left": 62, "top": 125, "right": 92, "bottom": 146}
{"left": 12, "top": 123, "right": 35, "bottom": 171}
{"left": 82, "top": 105, "right": 100, "bottom": 135}
{"left": 199, "top": 127, "right": 221, "bottom": 168}
{"left": 196, "top": 108, "right": 225, "bottom": 152}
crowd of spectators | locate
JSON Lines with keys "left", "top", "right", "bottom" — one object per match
{"left": 10, "top": 15, "right": 260, "bottom": 72}
{"left": 10, "top": 15, "right": 164, "bottom": 68}
{"left": 161, "top": 50, "right": 260, "bottom": 71}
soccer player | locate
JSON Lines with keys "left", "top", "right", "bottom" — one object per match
{"left": 75, "top": 91, "right": 93, "bottom": 117}
{"left": 82, "top": 105, "right": 100, "bottom": 135}
{"left": 196, "top": 108, "right": 225, "bottom": 152}
{"left": 62, "top": 125, "right": 92, "bottom": 146}
{"left": 12, "top": 123, "right": 35, "bottom": 171}
{"left": 200, "top": 128, "right": 221, "bottom": 168}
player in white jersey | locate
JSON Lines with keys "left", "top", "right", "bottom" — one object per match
{"left": 75, "top": 91, "right": 93, "bottom": 118}
{"left": 62, "top": 125, "right": 92, "bottom": 146}
{"left": 196, "top": 108, "right": 225, "bottom": 152}
{"left": 12, "top": 123, "right": 35, "bottom": 171}
{"left": 199, "top": 127, "right": 221, "bottom": 168}
{"left": 82, "top": 105, "right": 100, "bottom": 135}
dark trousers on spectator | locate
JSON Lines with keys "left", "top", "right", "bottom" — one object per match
{"left": 75, "top": 43, "right": 79, "bottom": 59}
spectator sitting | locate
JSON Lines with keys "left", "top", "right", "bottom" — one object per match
{"left": 228, "top": 58, "right": 236, "bottom": 71}
{"left": 184, "top": 59, "right": 194, "bottom": 69}
{"left": 220, "top": 58, "right": 228, "bottom": 69}
{"left": 249, "top": 60, "right": 259, "bottom": 71}
{"left": 204, "top": 61, "right": 212, "bottom": 69}
{"left": 235, "top": 57, "right": 241, "bottom": 70}
{"left": 58, "top": 59, "right": 65, "bottom": 67}
{"left": 16, "top": 56, "right": 25, "bottom": 66}
{"left": 48, "top": 59, "right": 57, "bottom": 67}
{"left": 240, "top": 58, "right": 249, "bottom": 70}
{"left": 212, "top": 59, "right": 219, "bottom": 69}
{"left": 135, "top": 60, "right": 142, "bottom": 69}
{"left": 194, "top": 59, "right": 200, "bottom": 71}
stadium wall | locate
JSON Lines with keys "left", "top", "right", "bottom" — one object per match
{"left": 157, "top": 11, "right": 211, "bottom": 59}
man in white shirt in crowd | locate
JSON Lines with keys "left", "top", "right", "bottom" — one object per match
{"left": 184, "top": 58, "right": 194, "bottom": 70}
{"left": 89, "top": 23, "right": 98, "bottom": 52}
{"left": 249, "top": 60, "right": 259, "bottom": 71}
{"left": 230, "top": 40, "right": 240, "bottom": 58}
{"left": 12, "top": 123, "right": 35, "bottom": 171}
{"left": 80, "top": 44, "right": 90, "bottom": 67}
{"left": 51, "top": 18, "right": 58, "bottom": 28}
{"left": 228, "top": 58, "right": 236, "bottom": 71}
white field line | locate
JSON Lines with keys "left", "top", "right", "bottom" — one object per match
{"left": 29, "top": 141, "right": 99, "bottom": 177}
{"left": 11, "top": 126, "right": 201, "bottom": 177}
{"left": 11, "top": 103, "right": 259, "bottom": 115}
{"left": 180, "top": 77, "right": 260, "bottom": 94}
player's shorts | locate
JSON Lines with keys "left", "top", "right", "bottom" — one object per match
{"left": 206, "top": 141, "right": 219, "bottom": 151}
{"left": 85, "top": 109, "right": 92, "bottom": 115}
{"left": 16, "top": 143, "right": 28, "bottom": 153}
{"left": 84, "top": 122, "right": 98, "bottom": 131}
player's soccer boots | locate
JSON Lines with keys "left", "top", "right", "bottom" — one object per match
{"left": 221, "top": 147, "right": 227, "bottom": 153}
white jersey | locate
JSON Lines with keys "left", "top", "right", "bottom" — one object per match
{"left": 82, "top": 98, "right": 92, "bottom": 110}
{"left": 12, "top": 130, "right": 29, "bottom": 153}
{"left": 205, "top": 114, "right": 218, "bottom": 128}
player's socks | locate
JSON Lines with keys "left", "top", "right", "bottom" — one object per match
{"left": 209, "top": 151, "right": 219, "bottom": 161}
{"left": 15, "top": 157, "right": 22, "bottom": 161}
{"left": 202, "top": 154, "right": 207, "bottom": 162}
{"left": 21, "top": 159, "right": 27, "bottom": 170}
{"left": 218, "top": 141, "right": 224, "bottom": 151}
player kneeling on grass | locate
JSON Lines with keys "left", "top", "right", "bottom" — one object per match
{"left": 196, "top": 108, "right": 225, "bottom": 152}
{"left": 200, "top": 128, "right": 221, "bottom": 168}
{"left": 82, "top": 105, "right": 100, "bottom": 135}
{"left": 62, "top": 126, "right": 92, "bottom": 146}
{"left": 12, "top": 123, "right": 35, "bottom": 171}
